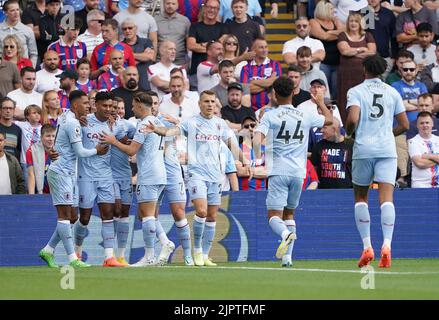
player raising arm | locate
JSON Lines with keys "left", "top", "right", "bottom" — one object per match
{"left": 252, "top": 76, "right": 333, "bottom": 267}
{"left": 345, "top": 54, "right": 409, "bottom": 269}
{"left": 144, "top": 90, "right": 248, "bottom": 266}
{"left": 100, "top": 91, "right": 167, "bottom": 266}
{"left": 39, "top": 90, "right": 108, "bottom": 268}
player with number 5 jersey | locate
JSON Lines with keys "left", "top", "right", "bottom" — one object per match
{"left": 253, "top": 76, "right": 333, "bottom": 267}
{"left": 345, "top": 55, "right": 409, "bottom": 269}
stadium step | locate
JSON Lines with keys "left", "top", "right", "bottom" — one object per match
{"left": 264, "top": 2, "right": 297, "bottom": 71}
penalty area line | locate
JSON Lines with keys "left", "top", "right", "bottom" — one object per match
{"left": 162, "top": 265, "right": 439, "bottom": 275}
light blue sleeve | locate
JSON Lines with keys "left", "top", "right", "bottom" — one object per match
{"left": 179, "top": 119, "right": 189, "bottom": 137}
{"left": 126, "top": 121, "right": 136, "bottom": 139}
{"left": 393, "top": 91, "right": 406, "bottom": 116}
{"left": 72, "top": 141, "right": 97, "bottom": 157}
{"left": 132, "top": 122, "right": 146, "bottom": 145}
{"left": 225, "top": 148, "right": 237, "bottom": 173}
{"left": 66, "top": 121, "right": 82, "bottom": 144}
{"left": 255, "top": 112, "right": 270, "bottom": 136}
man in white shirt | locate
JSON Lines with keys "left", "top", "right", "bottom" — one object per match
{"left": 147, "top": 40, "right": 189, "bottom": 100}
{"left": 35, "top": 50, "right": 62, "bottom": 93}
{"left": 408, "top": 111, "right": 439, "bottom": 188}
{"left": 159, "top": 75, "right": 200, "bottom": 122}
{"left": 197, "top": 41, "right": 223, "bottom": 93}
{"left": 7, "top": 67, "right": 43, "bottom": 121}
{"left": 282, "top": 17, "right": 325, "bottom": 68}
{"left": 330, "top": 0, "right": 368, "bottom": 24}
{"left": 77, "top": 9, "right": 105, "bottom": 60}
{"left": 407, "top": 22, "right": 437, "bottom": 70}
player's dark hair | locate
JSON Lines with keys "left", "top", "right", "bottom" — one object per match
{"left": 417, "top": 111, "right": 434, "bottom": 121}
{"left": 41, "top": 123, "right": 56, "bottom": 136}
{"left": 273, "top": 76, "right": 294, "bottom": 98}
{"left": 69, "top": 90, "right": 87, "bottom": 104}
{"left": 20, "top": 66, "right": 36, "bottom": 78}
{"left": 133, "top": 91, "right": 153, "bottom": 107}
{"left": 362, "top": 54, "right": 387, "bottom": 77}
{"left": 95, "top": 91, "right": 114, "bottom": 103}
{"left": 219, "top": 60, "right": 235, "bottom": 72}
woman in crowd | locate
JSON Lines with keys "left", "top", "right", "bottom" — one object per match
{"left": 337, "top": 11, "right": 376, "bottom": 122}
{"left": 310, "top": 1, "right": 345, "bottom": 99}
{"left": 41, "top": 90, "right": 62, "bottom": 127}
{"left": 222, "top": 34, "right": 253, "bottom": 80}
{"left": 2, "top": 35, "right": 33, "bottom": 73}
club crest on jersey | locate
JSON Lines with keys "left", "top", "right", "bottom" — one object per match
{"left": 264, "top": 68, "right": 272, "bottom": 77}
{"left": 77, "top": 49, "right": 83, "bottom": 59}
{"left": 75, "top": 127, "right": 81, "bottom": 137}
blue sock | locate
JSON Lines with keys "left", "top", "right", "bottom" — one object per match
{"left": 155, "top": 218, "right": 169, "bottom": 244}
{"left": 116, "top": 217, "right": 130, "bottom": 250}
{"left": 285, "top": 220, "right": 296, "bottom": 258}
{"left": 176, "top": 219, "right": 192, "bottom": 257}
{"left": 269, "top": 216, "right": 289, "bottom": 239}
{"left": 74, "top": 221, "right": 88, "bottom": 246}
{"left": 142, "top": 217, "right": 156, "bottom": 252}
{"left": 58, "top": 220, "right": 75, "bottom": 256}
{"left": 102, "top": 220, "right": 115, "bottom": 249}
{"left": 193, "top": 215, "right": 206, "bottom": 250}
{"left": 355, "top": 202, "right": 372, "bottom": 249}
{"left": 202, "top": 221, "right": 216, "bottom": 257}
{"left": 47, "top": 227, "right": 61, "bottom": 250}
{"left": 381, "top": 202, "right": 395, "bottom": 249}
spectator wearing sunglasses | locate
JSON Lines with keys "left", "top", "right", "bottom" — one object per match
{"left": 283, "top": 16, "right": 325, "bottom": 69}
{"left": 407, "top": 23, "right": 436, "bottom": 72}
{"left": 392, "top": 60, "right": 428, "bottom": 187}
{"left": 220, "top": 82, "right": 256, "bottom": 132}
{"left": 78, "top": 10, "right": 105, "bottom": 60}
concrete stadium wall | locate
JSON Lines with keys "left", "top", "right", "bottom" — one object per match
{"left": 0, "top": 189, "right": 438, "bottom": 266}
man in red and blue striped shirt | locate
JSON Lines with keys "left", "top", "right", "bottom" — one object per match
{"left": 90, "top": 19, "right": 135, "bottom": 80}
{"left": 97, "top": 50, "right": 124, "bottom": 91}
{"left": 240, "top": 38, "right": 281, "bottom": 111}
{"left": 48, "top": 18, "right": 87, "bottom": 71}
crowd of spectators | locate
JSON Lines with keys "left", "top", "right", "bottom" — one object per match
{"left": 0, "top": 0, "right": 438, "bottom": 196}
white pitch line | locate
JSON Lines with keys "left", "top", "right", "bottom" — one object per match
{"left": 162, "top": 265, "right": 439, "bottom": 275}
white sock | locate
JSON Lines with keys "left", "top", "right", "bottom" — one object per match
{"left": 281, "top": 230, "right": 290, "bottom": 240}
{"left": 104, "top": 248, "right": 113, "bottom": 260}
{"left": 159, "top": 232, "right": 169, "bottom": 245}
{"left": 194, "top": 247, "right": 202, "bottom": 254}
{"left": 383, "top": 239, "right": 391, "bottom": 249}
{"left": 68, "top": 253, "right": 77, "bottom": 262}
{"left": 75, "top": 245, "right": 82, "bottom": 254}
{"left": 43, "top": 245, "right": 55, "bottom": 254}
{"left": 363, "top": 237, "right": 372, "bottom": 250}
{"left": 145, "top": 247, "right": 155, "bottom": 260}
{"left": 118, "top": 248, "right": 126, "bottom": 258}
{"left": 203, "top": 254, "right": 209, "bottom": 260}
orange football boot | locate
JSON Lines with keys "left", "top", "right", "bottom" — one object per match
{"left": 378, "top": 246, "right": 391, "bottom": 268}
{"left": 103, "top": 257, "right": 127, "bottom": 267}
{"left": 358, "top": 247, "right": 374, "bottom": 268}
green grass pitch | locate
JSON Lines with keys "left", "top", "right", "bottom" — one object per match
{"left": 1, "top": 259, "right": 439, "bottom": 299}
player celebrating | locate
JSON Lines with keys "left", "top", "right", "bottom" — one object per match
{"left": 39, "top": 90, "right": 108, "bottom": 268}
{"left": 253, "top": 76, "right": 333, "bottom": 267}
{"left": 145, "top": 90, "right": 245, "bottom": 267}
{"left": 110, "top": 97, "right": 136, "bottom": 265}
{"left": 345, "top": 55, "right": 409, "bottom": 268}
{"left": 100, "top": 92, "right": 167, "bottom": 267}
{"left": 73, "top": 91, "right": 126, "bottom": 267}
{"left": 148, "top": 91, "right": 193, "bottom": 266}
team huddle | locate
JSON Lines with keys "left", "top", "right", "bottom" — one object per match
{"left": 39, "top": 54, "right": 408, "bottom": 269}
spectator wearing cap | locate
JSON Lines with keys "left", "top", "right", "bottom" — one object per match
{"left": 311, "top": 117, "right": 353, "bottom": 189}
{"left": 90, "top": 19, "right": 136, "bottom": 80}
{"left": 221, "top": 82, "right": 256, "bottom": 131}
{"left": 35, "top": 50, "right": 62, "bottom": 94}
{"left": 38, "top": 0, "right": 63, "bottom": 60}
{"left": 236, "top": 114, "right": 267, "bottom": 191}
{"left": 240, "top": 38, "right": 281, "bottom": 111}
{"left": 7, "top": 67, "right": 42, "bottom": 121}
{"left": 297, "top": 78, "right": 343, "bottom": 125}
{"left": 396, "top": 0, "right": 438, "bottom": 46}
{"left": 420, "top": 42, "right": 439, "bottom": 93}
{"left": 211, "top": 60, "right": 251, "bottom": 108}
{"left": 407, "top": 23, "right": 436, "bottom": 71}
{"left": 296, "top": 46, "right": 330, "bottom": 99}
{"left": 197, "top": 41, "right": 223, "bottom": 94}
{"left": 48, "top": 18, "right": 87, "bottom": 71}
{"left": 0, "top": 0, "right": 38, "bottom": 67}
{"left": 56, "top": 69, "right": 79, "bottom": 111}
{"left": 78, "top": 10, "right": 105, "bottom": 60}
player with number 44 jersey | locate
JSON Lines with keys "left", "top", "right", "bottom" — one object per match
{"left": 345, "top": 55, "right": 409, "bottom": 269}
{"left": 253, "top": 76, "right": 333, "bottom": 267}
